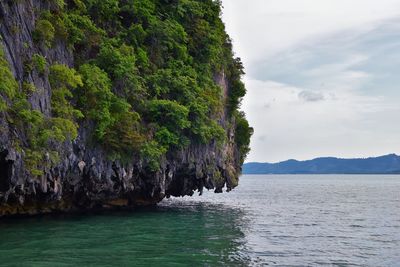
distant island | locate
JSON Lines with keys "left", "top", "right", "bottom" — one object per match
{"left": 243, "top": 154, "right": 400, "bottom": 174}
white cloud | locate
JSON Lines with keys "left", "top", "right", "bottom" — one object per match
{"left": 222, "top": 0, "right": 400, "bottom": 66}
{"left": 222, "top": 0, "right": 400, "bottom": 162}
{"left": 242, "top": 79, "right": 400, "bottom": 162}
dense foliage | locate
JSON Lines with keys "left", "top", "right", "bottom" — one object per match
{"left": 0, "top": 0, "right": 252, "bottom": 176}
{"left": 0, "top": 46, "right": 80, "bottom": 175}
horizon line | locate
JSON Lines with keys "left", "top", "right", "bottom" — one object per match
{"left": 245, "top": 153, "right": 400, "bottom": 165}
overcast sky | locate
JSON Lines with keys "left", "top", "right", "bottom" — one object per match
{"left": 221, "top": 0, "right": 400, "bottom": 163}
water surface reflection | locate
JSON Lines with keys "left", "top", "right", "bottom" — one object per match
{"left": 0, "top": 202, "right": 250, "bottom": 266}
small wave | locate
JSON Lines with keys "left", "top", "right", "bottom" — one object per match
{"left": 349, "top": 224, "right": 364, "bottom": 228}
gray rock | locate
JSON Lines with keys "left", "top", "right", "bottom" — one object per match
{"left": 0, "top": 1, "right": 243, "bottom": 216}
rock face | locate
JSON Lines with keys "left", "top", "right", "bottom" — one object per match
{"left": 0, "top": 0, "right": 249, "bottom": 216}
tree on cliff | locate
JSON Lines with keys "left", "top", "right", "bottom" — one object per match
{"left": 0, "top": 0, "right": 253, "bottom": 215}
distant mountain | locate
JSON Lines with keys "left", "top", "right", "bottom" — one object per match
{"left": 243, "top": 154, "right": 400, "bottom": 174}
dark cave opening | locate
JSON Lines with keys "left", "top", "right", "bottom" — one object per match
{"left": 0, "top": 150, "right": 12, "bottom": 192}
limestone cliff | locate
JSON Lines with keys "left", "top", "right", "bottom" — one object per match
{"left": 0, "top": 0, "right": 252, "bottom": 216}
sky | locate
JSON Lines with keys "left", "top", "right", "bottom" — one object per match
{"left": 221, "top": 0, "right": 400, "bottom": 163}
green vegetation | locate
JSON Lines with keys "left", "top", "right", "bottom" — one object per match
{"left": 9, "top": 83, "right": 77, "bottom": 176}
{"left": 235, "top": 111, "right": 254, "bottom": 164}
{"left": 0, "top": 0, "right": 252, "bottom": 174}
{"left": 0, "top": 46, "right": 18, "bottom": 100}
{"left": 0, "top": 47, "right": 82, "bottom": 176}
{"left": 22, "top": 82, "right": 37, "bottom": 95}
{"left": 33, "top": 19, "right": 55, "bottom": 47}
{"left": 49, "top": 64, "right": 83, "bottom": 139}
{"left": 77, "top": 63, "right": 114, "bottom": 139}
{"left": 140, "top": 140, "right": 167, "bottom": 172}
{"left": 77, "top": 63, "right": 144, "bottom": 157}
{"left": 52, "top": 0, "right": 66, "bottom": 11}
{"left": 32, "top": 54, "right": 47, "bottom": 75}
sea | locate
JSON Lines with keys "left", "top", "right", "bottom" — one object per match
{"left": 0, "top": 175, "right": 399, "bottom": 266}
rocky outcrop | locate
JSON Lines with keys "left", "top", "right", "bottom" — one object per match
{"left": 0, "top": 0, "right": 244, "bottom": 217}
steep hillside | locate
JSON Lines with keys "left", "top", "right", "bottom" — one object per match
{"left": 0, "top": 0, "right": 252, "bottom": 216}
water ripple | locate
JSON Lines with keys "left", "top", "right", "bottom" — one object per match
{"left": 0, "top": 175, "right": 399, "bottom": 266}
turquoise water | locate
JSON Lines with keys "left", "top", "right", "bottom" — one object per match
{"left": 0, "top": 175, "right": 400, "bottom": 266}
